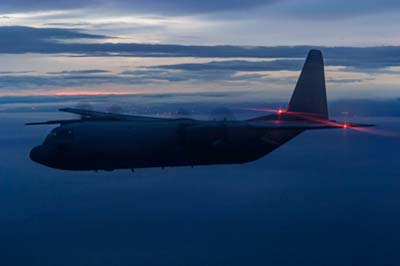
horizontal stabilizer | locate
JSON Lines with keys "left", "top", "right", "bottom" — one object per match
{"left": 248, "top": 120, "right": 374, "bottom": 130}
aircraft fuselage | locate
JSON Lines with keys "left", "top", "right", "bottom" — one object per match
{"left": 30, "top": 120, "right": 302, "bottom": 171}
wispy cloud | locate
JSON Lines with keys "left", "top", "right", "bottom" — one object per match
{"left": 268, "top": 0, "right": 400, "bottom": 20}
{"left": 150, "top": 60, "right": 303, "bottom": 72}
{"left": 0, "top": 70, "right": 34, "bottom": 74}
{"left": 47, "top": 69, "right": 110, "bottom": 75}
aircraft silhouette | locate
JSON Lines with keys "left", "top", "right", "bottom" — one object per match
{"left": 28, "top": 50, "right": 372, "bottom": 171}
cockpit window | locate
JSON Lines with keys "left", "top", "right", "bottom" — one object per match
{"left": 51, "top": 129, "right": 74, "bottom": 139}
{"left": 45, "top": 128, "right": 74, "bottom": 144}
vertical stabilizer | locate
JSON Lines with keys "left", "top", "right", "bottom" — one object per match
{"left": 288, "top": 50, "right": 328, "bottom": 119}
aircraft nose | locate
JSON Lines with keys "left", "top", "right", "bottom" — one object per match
{"left": 30, "top": 145, "right": 47, "bottom": 164}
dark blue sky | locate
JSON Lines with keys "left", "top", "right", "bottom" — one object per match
{"left": 0, "top": 100, "right": 399, "bottom": 265}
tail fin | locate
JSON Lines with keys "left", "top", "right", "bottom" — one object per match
{"left": 288, "top": 50, "right": 328, "bottom": 119}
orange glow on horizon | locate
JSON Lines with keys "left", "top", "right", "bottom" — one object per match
{"left": 54, "top": 90, "right": 143, "bottom": 96}
{"left": 0, "top": 90, "right": 151, "bottom": 97}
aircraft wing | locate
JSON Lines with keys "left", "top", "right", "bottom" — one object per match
{"left": 59, "top": 108, "right": 168, "bottom": 122}
{"left": 25, "top": 119, "right": 83, "bottom": 126}
{"left": 26, "top": 108, "right": 174, "bottom": 126}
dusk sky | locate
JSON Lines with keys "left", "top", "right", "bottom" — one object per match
{"left": 1, "top": 1, "right": 400, "bottom": 266}
{"left": 0, "top": 0, "right": 399, "bottom": 99}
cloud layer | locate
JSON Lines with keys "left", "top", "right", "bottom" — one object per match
{"left": 0, "top": 26, "right": 399, "bottom": 99}
{"left": 1, "top": 26, "right": 400, "bottom": 71}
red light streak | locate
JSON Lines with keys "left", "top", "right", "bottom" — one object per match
{"left": 236, "top": 107, "right": 281, "bottom": 113}
{"left": 238, "top": 106, "right": 400, "bottom": 138}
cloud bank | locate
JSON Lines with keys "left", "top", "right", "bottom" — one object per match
{"left": 1, "top": 26, "right": 400, "bottom": 71}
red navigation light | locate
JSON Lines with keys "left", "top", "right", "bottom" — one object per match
{"left": 343, "top": 123, "right": 349, "bottom": 129}
{"left": 277, "top": 109, "right": 285, "bottom": 115}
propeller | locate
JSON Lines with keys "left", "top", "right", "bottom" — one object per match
{"left": 174, "top": 108, "right": 193, "bottom": 119}
{"left": 209, "top": 107, "right": 236, "bottom": 122}
{"left": 106, "top": 104, "right": 124, "bottom": 114}
{"left": 74, "top": 102, "right": 93, "bottom": 119}
{"left": 75, "top": 102, "right": 93, "bottom": 111}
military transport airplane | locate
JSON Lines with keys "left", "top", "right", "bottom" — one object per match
{"left": 28, "top": 50, "right": 372, "bottom": 171}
